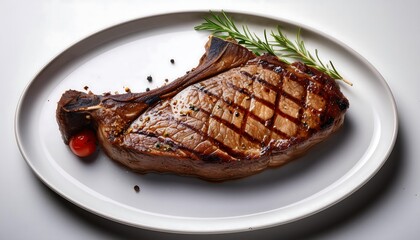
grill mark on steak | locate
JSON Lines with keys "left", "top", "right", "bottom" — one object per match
{"left": 195, "top": 70, "right": 323, "bottom": 146}
{"left": 239, "top": 70, "right": 310, "bottom": 120}
{"left": 133, "top": 129, "right": 207, "bottom": 161}
{"left": 133, "top": 105, "right": 256, "bottom": 161}
{"left": 240, "top": 62, "right": 341, "bottom": 134}
{"left": 173, "top": 117, "right": 250, "bottom": 160}
{"left": 194, "top": 85, "right": 269, "bottom": 143}
{"left": 195, "top": 66, "right": 330, "bottom": 144}
{"left": 222, "top": 79, "right": 291, "bottom": 140}
{"left": 196, "top": 82, "right": 291, "bottom": 140}
{"left": 241, "top": 70, "right": 304, "bottom": 106}
{"left": 266, "top": 71, "right": 284, "bottom": 146}
{"left": 276, "top": 94, "right": 307, "bottom": 128}
{"left": 198, "top": 108, "right": 262, "bottom": 145}
{"left": 239, "top": 69, "right": 315, "bottom": 134}
{"left": 225, "top": 80, "right": 277, "bottom": 111}
{"left": 134, "top": 117, "right": 247, "bottom": 161}
{"left": 238, "top": 70, "right": 306, "bottom": 127}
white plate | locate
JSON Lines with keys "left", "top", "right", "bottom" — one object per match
{"left": 15, "top": 11, "right": 398, "bottom": 234}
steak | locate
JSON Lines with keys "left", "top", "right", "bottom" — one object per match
{"left": 56, "top": 36, "right": 349, "bottom": 181}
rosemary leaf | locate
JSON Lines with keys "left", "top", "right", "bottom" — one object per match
{"left": 194, "top": 11, "right": 276, "bottom": 56}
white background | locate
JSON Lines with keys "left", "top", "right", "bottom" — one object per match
{"left": 2, "top": 0, "right": 419, "bottom": 239}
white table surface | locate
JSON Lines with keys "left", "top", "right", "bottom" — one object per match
{"left": 2, "top": 0, "right": 419, "bottom": 239}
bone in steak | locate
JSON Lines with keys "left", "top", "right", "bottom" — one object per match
{"left": 56, "top": 36, "right": 349, "bottom": 181}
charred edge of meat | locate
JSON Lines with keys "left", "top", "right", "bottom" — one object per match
{"left": 144, "top": 95, "right": 161, "bottom": 105}
{"left": 200, "top": 154, "right": 224, "bottom": 163}
{"left": 56, "top": 90, "right": 100, "bottom": 143}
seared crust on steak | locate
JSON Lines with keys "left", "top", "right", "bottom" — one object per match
{"left": 57, "top": 36, "right": 349, "bottom": 181}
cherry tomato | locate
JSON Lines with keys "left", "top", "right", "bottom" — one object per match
{"left": 69, "top": 129, "right": 97, "bottom": 157}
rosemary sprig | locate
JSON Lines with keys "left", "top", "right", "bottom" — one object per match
{"left": 271, "top": 27, "right": 352, "bottom": 85}
{"left": 194, "top": 11, "right": 352, "bottom": 86}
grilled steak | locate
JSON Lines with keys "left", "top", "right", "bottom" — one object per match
{"left": 56, "top": 36, "right": 349, "bottom": 181}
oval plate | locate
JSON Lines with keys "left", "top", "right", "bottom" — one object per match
{"left": 15, "top": 11, "right": 398, "bottom": 234}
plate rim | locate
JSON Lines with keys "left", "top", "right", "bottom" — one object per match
{"left": 14, "top": 10, "right": 398, "bottom": 234}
